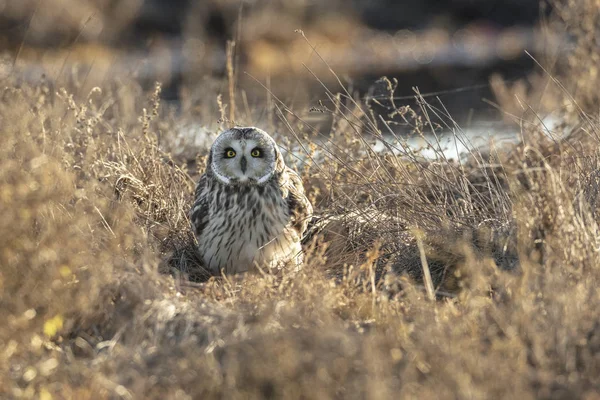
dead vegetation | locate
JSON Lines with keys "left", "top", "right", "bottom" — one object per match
{"left": 3, "top": 2, "right": 600, "bottom": 399}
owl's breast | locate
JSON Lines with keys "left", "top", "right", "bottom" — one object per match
{"left": 197, "top": 184, "right": 293, "bottom": 274}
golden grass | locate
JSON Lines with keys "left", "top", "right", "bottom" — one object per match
{"left": 3, "top": 3, "right": 600, "bottom": 399}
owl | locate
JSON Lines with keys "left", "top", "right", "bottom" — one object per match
{"left": 190, "top": 127, "right": 313, "bottom": 275}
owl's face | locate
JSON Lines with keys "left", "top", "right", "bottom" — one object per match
{"left": 209, "top": 127, "right": 279, "bottom": 185}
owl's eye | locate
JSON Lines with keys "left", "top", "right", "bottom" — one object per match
{"left": 224, "top": 148, "right": 236, "bottom": 158}
{"left": 250, "top": 148, "right": 262, "bottom": 158}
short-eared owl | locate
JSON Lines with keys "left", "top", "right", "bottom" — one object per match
{"left": 190, "top": 127, "right": 313, "bottom": 275}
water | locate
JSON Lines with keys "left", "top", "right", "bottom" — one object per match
{"left": 174, "top": 115, "right": 563, "bottom": 169}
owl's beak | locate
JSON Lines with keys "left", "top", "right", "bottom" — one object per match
{"left": 240, "top": 156, "right": 247, "bottom": 174}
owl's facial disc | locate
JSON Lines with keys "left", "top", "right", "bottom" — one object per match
{"left": 210, "top": 128, "right": 277, "bottom": 185}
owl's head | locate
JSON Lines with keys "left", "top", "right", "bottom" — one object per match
{"left": 208, "top": 127, "right": 282, "bottom": 185}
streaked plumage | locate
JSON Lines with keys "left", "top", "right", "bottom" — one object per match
{"left": 190, "top": 127, "right": 313, "bottom": 275}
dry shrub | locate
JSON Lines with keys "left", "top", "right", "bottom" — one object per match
{"left": 0, "top": 78, "right": 149, "bottom": 398}
{"left": 549, "top": 0, "right": 600, "bottom": 115}
{"left": 0, "top": 73, "right": 212, "bottom": 398}
{"left": 297, "top": 76, "right": 517, "bottom": 292}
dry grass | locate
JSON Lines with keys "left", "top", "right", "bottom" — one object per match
{"left": 3, "top": 3, "right": 600, "bottom": 399}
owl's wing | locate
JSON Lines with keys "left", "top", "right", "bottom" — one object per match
{"left": 282, "top": 167, "right": 313, "bottom": 238}
{"left": 190, "top": 174, "right": 210, "bottom": 238}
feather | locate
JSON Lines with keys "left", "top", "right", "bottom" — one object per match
{"left": 281, "top": 167, "right": 313, "bottom": 239}
{"left": 190, "top": 174, "right": 210, "bottom": 238}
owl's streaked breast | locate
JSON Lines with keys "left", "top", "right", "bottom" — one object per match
{"left": 196, "top": 180, "right": 300, "bottom": 274}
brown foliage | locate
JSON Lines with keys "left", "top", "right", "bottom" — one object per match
{"left": 3, "top": 3, "right": 600, "bottom": 399}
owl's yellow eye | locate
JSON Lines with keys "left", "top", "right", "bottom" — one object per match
{"left": 224, "top": 148, "right": 236, "bottom": 158}
{"left": 250, "top": 148, "right": 262, "bottom": 158}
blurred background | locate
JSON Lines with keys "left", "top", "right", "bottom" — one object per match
{"left": 0, "top": 0, "right": 551, "bottom": 127}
